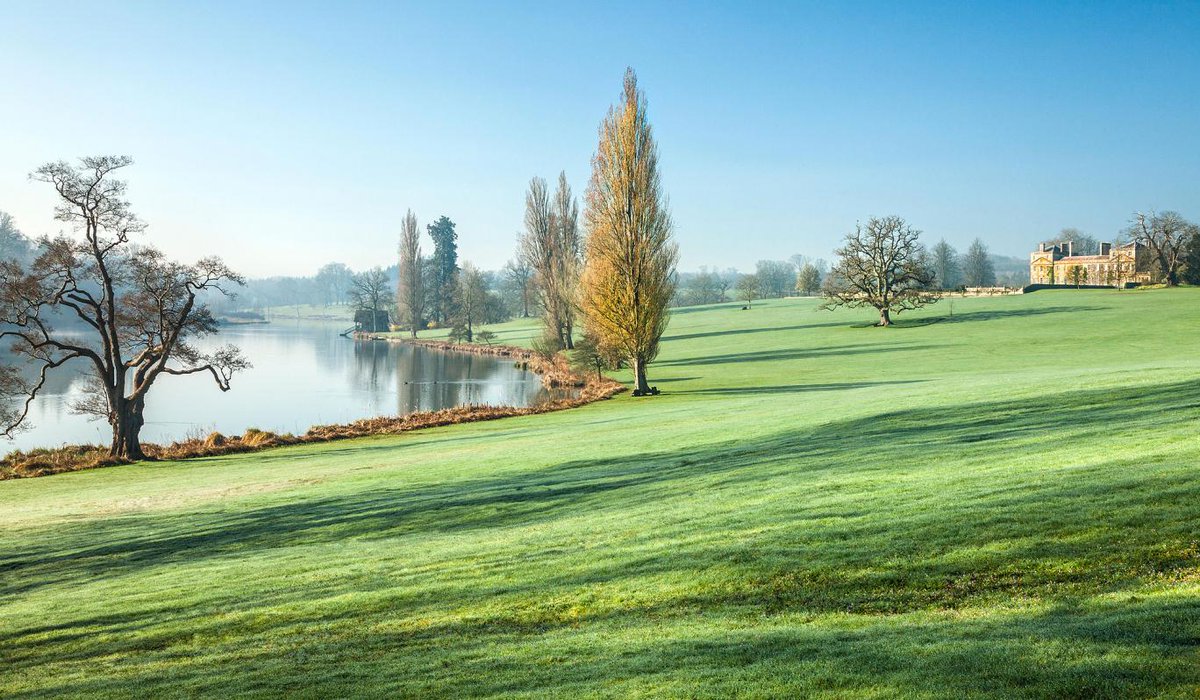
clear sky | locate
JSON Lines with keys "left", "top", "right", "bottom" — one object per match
{"left": 1, "top": 1, "right": 1197, "bottom": 277}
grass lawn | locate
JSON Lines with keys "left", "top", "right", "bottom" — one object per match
{"left": 3, "top": 289, "right": 1199, "bottom": 698}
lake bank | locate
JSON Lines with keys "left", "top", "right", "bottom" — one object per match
{"left": 1, "top": 338, "right": 623, "bottom": 479}
{"left": 0, "top": 322, "right": 560, "bottom": 456}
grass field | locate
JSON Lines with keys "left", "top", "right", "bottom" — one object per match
{"left": 3, "top": 290, "right": 1199, "bottom": 698}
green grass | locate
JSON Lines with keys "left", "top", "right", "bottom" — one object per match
{"left": 3, "top": 290, "right": 1199, "bottom": 698}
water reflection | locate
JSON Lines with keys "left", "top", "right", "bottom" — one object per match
{"left": 1, "top": 322, "right": 563, "bottom": 454}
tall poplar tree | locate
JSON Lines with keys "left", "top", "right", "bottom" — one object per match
{"left": 580, "top": 69, "right": 678, "bottom": 396}
{"left": 552, "top": 171, "right": 581, "bottom": 349}
{"left": 397, "top": 209, "right": 424, "bottom": 337}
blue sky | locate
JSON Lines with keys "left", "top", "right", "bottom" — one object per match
{"left": 1, "top": 1, "right": 1197, "bottom": 276}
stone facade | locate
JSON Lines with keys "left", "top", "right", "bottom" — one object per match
{"left": 1029, "top": 240, "right": 1151, "bottom": 286}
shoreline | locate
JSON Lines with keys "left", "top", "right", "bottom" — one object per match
{"left": 1, "top": 340, "right": 625, "bottom": 480}
{"left": 353, "top": 332, "right": 588, "bottom": 388}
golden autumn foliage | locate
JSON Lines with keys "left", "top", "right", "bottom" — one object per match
{"left": 580, "top": 68, "right": 678, "bottom": 395}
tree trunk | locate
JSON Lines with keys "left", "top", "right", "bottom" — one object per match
{"left": 110, "top": 397, "right": 146, "bottom": 460}
{"left": 564, "top": 321, "right": 575, "bottom": 350}
{"left": 878, "top": 308, "right": 892, "bottom": 326}
{"left": 632, "top": 357, "right": 651, "bottom": 395}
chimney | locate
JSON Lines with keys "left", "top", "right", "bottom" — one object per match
{"left": 1066, "top": 240, "right": 1074, "bottom": 257}
{"left": 1100, "top": 242, "right": 1111, "bottom": 256}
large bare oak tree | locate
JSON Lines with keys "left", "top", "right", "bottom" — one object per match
{"left": 1128, "top": 210, "right": 1197, "bottom": 286}
{"left": 0, "top": 156, "right": 249, "bottom": 459}
{"left": 821, "top": 215, "right": 937, "bottom": 326}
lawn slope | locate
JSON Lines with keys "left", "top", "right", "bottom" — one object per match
{"left": 2, "top": 290, "right": 1199, "bottom": 698}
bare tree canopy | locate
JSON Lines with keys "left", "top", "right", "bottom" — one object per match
{"left": 1128, "top": 210, "right": 1197, "bottom": 286}
{"left": 755, "top": 260, "right": 796, "bottom": 298}
{"left": 502, "top": 254, "right": 533, "bottom": 318}
{"left": 683, "top": 266, "right": 726, "bottom": 305}
{"left": 521, "top": 173, "right": 581, "bottom": 349}
{"left": 315, "top": 262, "right": 353, "bottom": 306}
{"left": 580, "top": 68, "right": 678, "bottom": 396}
{"left": 0, "top": 211, "right": 34, "bottom": 266}
{"left": 397, "top": 209, "right": 424, "bottom": 337}
{"left": 350, "top": 267, "right": 394, "bottom": 332}
{"left": 821, "top": 215, "right": 937, "bottom": 327}
{"left": 1050, "top": 228, "right": 1099, "bottom": 256}
{"left": 0, "top": 156, "right": 249, "bottom": 459}
{"left": 930, "top": 239, "right": 960, "bottom": 290}
{"left": 453, "top": 262, "right": 488, "bottom": 343}
{"left": 961, "top": 238, "right": 996, "bottom": 287}
{"left": 736, "top": 273, "right": 760, "bottom": 307}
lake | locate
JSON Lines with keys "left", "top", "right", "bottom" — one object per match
{"left": 1, "top": 322, "right": 560, "bottom": 455}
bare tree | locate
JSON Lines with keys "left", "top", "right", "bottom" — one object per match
{"left": 521, "top": 177, "right": 564, "bottom": 345}
{"left": 930, "top": 239, "right": 960, "bottom": 289}
{"left": 454, "top": 262, "right": 488, "bottom": 343}
{"left": 522, "top": 173, "right": 581, "bottom": 349}
{"left": 736, "top": 273, "right": 760, "bottom": 308}
{"left": 502, "top": 255, "right": 533, "bottom": 318}
{"left": 821, "top": 216, "right": 937, "bottom": 326}
{"left": 350, "top": 267, "right": 394, "bottom": 332}
{"left": 1128, "top": 211, "right": 1197, "bottom": 286}
{"left": 1053, "top": 227, "right": 1099, "bottom": 256}
{"left": 397, "top": 209, "right": 424, "bottom": 337}
{"left": 755, "top": 260, "right": 796, "bottom": 298}
{"left": 0, "top": 156, "right": 249, "bottom": 459}
{"left": 580, "top": 69, "right": 678, "bottom": 396}
{"left": 716, "top": 267, "right": 738, "bottom": 301}
{"left": 0, "top": 211, "right": 33, "bottom": 265}
{"left": 685, "top": 266, "right": 725, "bottom": 305}
{"left": 315, "top": 262, "right": 352, "bottom": 306}
{"left": 961, "top": 238, "right": 996, "bottom": 287}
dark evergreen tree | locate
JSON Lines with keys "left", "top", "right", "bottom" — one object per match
{"left": 427, "top": 216, "right": 459, "bottom": 323}
{"left": 1182, "top": 228, "right": 1200, "bottom": 285}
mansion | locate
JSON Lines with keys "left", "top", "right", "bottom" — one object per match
{"left": 1029, "top": 240, "right": 1152, "bottom": 287}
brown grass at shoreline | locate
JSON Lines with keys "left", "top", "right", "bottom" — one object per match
{"left": 1, "top": 340, "right": 624, "bottom": 480}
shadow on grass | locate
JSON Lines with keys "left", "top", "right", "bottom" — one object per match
{"left": 658, "top": 343, "right": 935, "bottom": 367}
{"left": 13, "top": 570, "right": 1200, "bottom": 699}
{"left": 4, "top": 379, "right": 1200, "bottom": 696}
{"left": 887, "top": 305, "right": 1110, "bottom": 328}
{"left": 678, "top": 380, "right": 924, "bottom": 395}
{"left": 4, "top": 378, "right": 1200, "bottom": 605}
{"left": 663, "top": 321, "right": 851, "bottom": 342}
{"left": 668, "top": 303, "right": 746, "bottom": 315}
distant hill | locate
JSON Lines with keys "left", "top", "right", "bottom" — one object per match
{"left": 992, "top": 253, "right": 1028, "bottom": 287}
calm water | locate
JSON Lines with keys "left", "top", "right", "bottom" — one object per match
{"left": 1, "top": 322, "right": 560, "bottom": 454}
